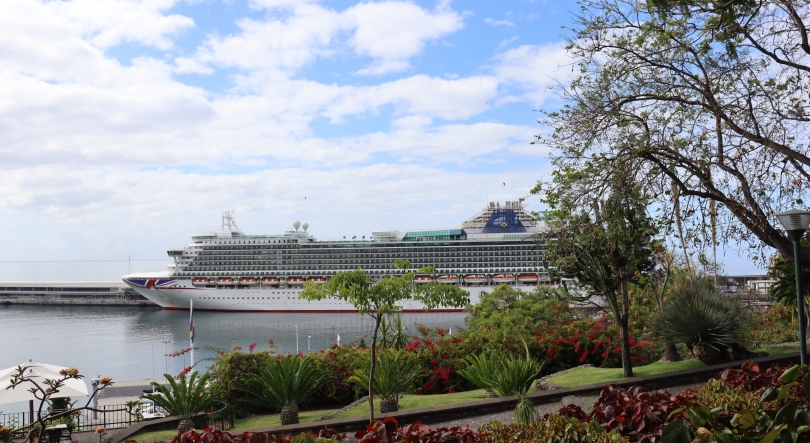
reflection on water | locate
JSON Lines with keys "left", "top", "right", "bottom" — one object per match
{"left": 0, "top": 304, "right": 467, "bottom": 409}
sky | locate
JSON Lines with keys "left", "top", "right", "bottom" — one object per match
{"left": 0, "top": 0, "right": 763, "bottom": 281}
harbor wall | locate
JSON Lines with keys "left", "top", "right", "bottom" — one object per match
{"left": 0, "top": 297, "right": 158, "bottom": 307}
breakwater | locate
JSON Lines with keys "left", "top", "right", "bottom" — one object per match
{"left": 0, "top": 297, "right": 157, "bottom": 307}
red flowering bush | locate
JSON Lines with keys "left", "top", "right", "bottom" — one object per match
{"left": 305, "top": 345, "right": 366, "bottom": 407}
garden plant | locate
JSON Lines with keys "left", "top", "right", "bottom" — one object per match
{"left": 142, "top": 371, "right": 214, "bottom": 436}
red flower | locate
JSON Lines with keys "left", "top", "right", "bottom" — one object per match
{"left": 249, "top": 342, "right": 257, "bottom": 352}
{"left": 601, "top": 352, "right": 608, "bottom": 359}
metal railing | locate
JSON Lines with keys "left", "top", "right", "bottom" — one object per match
{"left": 0, "top": 401, "right": 233, "bottom": 435}
{"left": 0, "top": 403, "right": 168, "bottom": 435}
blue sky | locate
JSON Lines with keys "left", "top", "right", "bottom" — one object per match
{"left": 0, "top": 0, "right": 762, "bottom": 280}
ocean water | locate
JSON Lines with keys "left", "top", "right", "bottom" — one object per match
{"left": 0, "top": 304, "right": 466, "bottom": 412}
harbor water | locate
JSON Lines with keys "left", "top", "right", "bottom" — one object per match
{"left": 0, "top": 304, "right": 466, "bottom": 413}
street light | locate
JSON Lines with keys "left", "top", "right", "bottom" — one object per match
{"left": 308, "top": 336, "right": 311, "bottom": 353}
{"left": 295, "top": 325, "right": 299, "bottom": 354}
{"left": 776, "top": 209, "right": 810, "bottom": 364}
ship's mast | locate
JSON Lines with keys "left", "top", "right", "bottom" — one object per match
{"left": 221, "top": 210, "right": 242, "bottom": 233}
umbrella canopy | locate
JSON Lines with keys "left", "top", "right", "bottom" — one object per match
{"left": 0, "top": 361, "right": 89, "bottom": 405}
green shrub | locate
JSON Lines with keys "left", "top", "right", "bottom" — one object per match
{"left": 207, "top": 349, "right": 275, "bottom": 417}
{"left": 653, "top": 277, "right": 749, "bottom": 365}
{"left": 141, "top": 372, "right": 214, "bottom": 436}
{"left": 480, "top": 415, "right": 627, "bottom": 443}
{"left": 350, "top": 349, "right": 419, "bottom": 413}
{"left": 239, "top": 355, "right": 327, "bottom": 426}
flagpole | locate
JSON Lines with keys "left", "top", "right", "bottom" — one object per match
{"left": 190, "top": 299, "right": 194, "bottom": 368}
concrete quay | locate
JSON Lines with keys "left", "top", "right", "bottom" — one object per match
{"left": 0, "top": 297, "right": 157, "bottom": 307}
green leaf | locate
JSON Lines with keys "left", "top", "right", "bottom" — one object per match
{"left": 780, "top": 365, "right": 800, "bottom": 383}
{"left": 774, "top": 402, "right": 799, "bottom": 425}
{"left": 662, "top": 420, "right": 691, "bottom": 443}
{"left": 778, "top": 382, "right": 796, "bottom": 401}
{"left": 732, "top": 409, "right": 756, "bottom": 429}
{"left": 762, "top": 424, "right": 787, "bottom": 443}
{"left": 762, "top": 386, "right": 780, "bottom": 402}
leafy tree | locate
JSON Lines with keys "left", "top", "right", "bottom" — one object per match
{"left": 142, "top": 372, "right": 213, "bottom": 436}
{"left": 238, "top": 355, "right": 327, "bottom": 425}
{"left": 350, "top": 349, "right": 418, "bottom": 413}
{"left": 536, "top": 0, "right": 810, "bottom": 267}
{"left": 543, "top": 179, "right": 656, "bottom": 377}
{"left": 300, "top": 260, "right": 469, "bottom": 421}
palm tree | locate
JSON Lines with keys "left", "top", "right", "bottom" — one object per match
{"left": 654, "top": 277, "right": 754, "bottom": 365}
{"left": 487, "top": 344, "right": 542, "bottom": 424}
{"left": 141, "top": 372, "right": 213, "bottom": 436}
{"left": 239, "top": 355, "right": 327, "bottom": 425}
{"left": 458, "top": 351, "right": 505, "bottom": 398}
{"left": 351, "top": 349, "right": 418, "bottom": 413}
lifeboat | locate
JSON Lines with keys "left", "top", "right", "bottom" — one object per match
{"left": 239, "top": 277, "right": 258, "bottom": 285}
{"left": 216, "top": 277, "right": 235, "bottom": 285}
{"left": 518, "top": 274, "right": 539, "bottom": 284}
{"left": 260, "top": 277, "right": 280, "bottom": 285}
{"left": 437, "top": 275, "right": 459, "bottom": 284}
{"left": 286, "top": 277, "right": 305, "bottom": 285}
{"left": 192, "top": 278, "right": 211, "bottom": 286}
{"left": 491, "top": 274, "right": 515, "bottom": 283}
{"left": 413, "top": 276, "right": 433, "bottom": 284}
{"left": 463, "top": 274, "right": 487, "bottom": 284}
{"left": 307, "top": 277, "right": 327, "bottom": 284}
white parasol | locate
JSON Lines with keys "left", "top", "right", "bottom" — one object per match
{"left": 0, "top": 361, "right": 90, "bottom": 405}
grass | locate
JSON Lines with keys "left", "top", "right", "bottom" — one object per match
{"left": 545, "top": 359, "right": 705, "bottom": 388}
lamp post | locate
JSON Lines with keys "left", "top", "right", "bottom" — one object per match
{"left": 776, "top": 209, "right": 810, "bottom": 365}
{"left": 308, "top": 336, "right": 311, "bottom": 353}
{"left": 295, "top": 325, "right": 299, "bottom": 354}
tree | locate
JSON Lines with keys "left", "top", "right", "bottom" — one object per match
{"left": 537, "top": 0, "right": 810, "bottom": 267}
{"left": 6, "top": 366, "right": 119, "bottom": 443}
{"left": 300, "top": 260, "right": 469, "bottom": 421}
{"left": 239, "top": 355, "right": 327, "bottom": 425}
{"left": 141, "top": 372, "right": 213, "bottom": 436}
{"left": 648, "top": 248, "right": 682, "bottom": 362}
{"left": 543, "top": 179, "right": 656, "bottom": 377}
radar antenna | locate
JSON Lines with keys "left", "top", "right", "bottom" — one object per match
{"left": 221, "top": 210, "right": 242, "bottom": 233}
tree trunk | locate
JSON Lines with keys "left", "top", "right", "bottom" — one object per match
{"left": 659, "top": 343, "right": 682, "bottom": 362}
{"left": 279, "top": 405, "right": 299, "bottom": 425}
{"left": 368, "top": 314, "right": 382, "bottom": 422}
{"left": 379, "top": 397, "right": 398, "bottom": 413}
{"left": 619, "top": 278, "right": 633, "bottom": 378}
{"left": 177, "top": 418, "right": 195, "bottom": 437}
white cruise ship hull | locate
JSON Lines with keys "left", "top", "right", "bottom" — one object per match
{"left": 125, "top": 275, "right": 507, "bottom": 312}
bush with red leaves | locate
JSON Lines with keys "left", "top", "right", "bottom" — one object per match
{"left": 719, "top": 361, "right": 807, "bottom": 403}
{"left": 123, "top": 420, "right": 487, "bottom": 443}
{"left": 586, "top": 384, "right": 690, "bottom": 443}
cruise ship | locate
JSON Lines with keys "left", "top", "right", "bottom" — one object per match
{"left": 123, "top": 201, "right": 552, "bottom": 312}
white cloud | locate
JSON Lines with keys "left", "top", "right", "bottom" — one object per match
{"left": 493, "top": 43, "right": 571, "bottom": 104}
{"left": 346, "top": 1, "right": 464, "bottom": 75}
{"left": 484, "top": 17, "right": 514, "bottom": 27}
{"left": 189, "top": 0, "right": 463, "bottom": 76}
{"left": 45, "top": 0, "right": 194, "bottom": 50}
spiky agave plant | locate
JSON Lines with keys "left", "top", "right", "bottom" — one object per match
{"left": 654, "top": 277, "right": 750, "bottom": 365}
{"left": 458, "top": 351, "right": 505, "bottom": 398}
{"left": 141, "top": 372, "right": 213, "bottom": 436}
{"left": 239, "top": 355, "right": 327, "bottom": 425}
{"left": 351, "top": 349, "right": 418, "bottom": 413}
{"left": 488, "top": 343, "right": 542, "bottom": 424}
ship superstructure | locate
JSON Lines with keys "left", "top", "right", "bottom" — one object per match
{"left": 123, "top": 202, "right": 553, "bottom": 312}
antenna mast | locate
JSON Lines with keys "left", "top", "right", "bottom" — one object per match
{"left": 221, "top": 210, "right": 242, "bottom": 233}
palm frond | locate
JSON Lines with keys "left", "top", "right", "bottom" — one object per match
{"left": 140, "top": 372, "right": 212, "bottom": 420}
{"left": 239, "top": 355, "right": 327, "bottom": 409}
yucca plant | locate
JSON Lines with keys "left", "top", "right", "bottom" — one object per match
{"left": 488, "top": 343, "right": 542, "bottom": 424}
{"left": 351, "top": 349, "right": 418, "bottom": 413}
{"left": 141, "top": 372, "right": 213, "bottom": 436}
{"left": 654, "top": 277, "right": 751, "bottom": 365}
{"left": 239, "top": 355, "right": 326, "bottom": 425}
{"left": 458, "top": 351, "right": 505, "bottom": 398}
